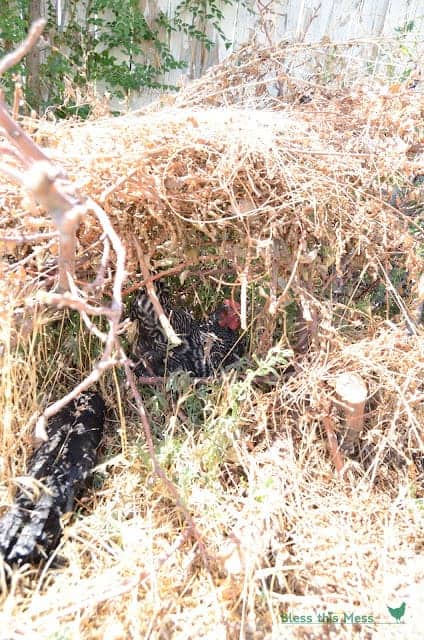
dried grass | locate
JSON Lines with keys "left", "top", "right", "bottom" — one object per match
{"left": 1, "top": 39, "right": 424, "bottom": 639}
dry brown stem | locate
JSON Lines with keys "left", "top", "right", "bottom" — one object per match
{"left": 322, "top": 412, "right": 345, "bottom": 476}
{"left": 123, "top": 355, "right": 212, "bottom": 570}
{"left": 43, "top": 291, "right": 115, "bottom": 317}
{"left": 121, "top": 256, "right": 234, "bottom": 297}
{"left": 133, "top": 240, "right": 182, "bottom": 347}
{"left": 135, "top": 374, "right": 211, "bottom": 386}
{"left": 90, "top": 237, "right": 111, "bottom": 290}
{"left": 0, "top": 231, "right": 57, "bottom": 244}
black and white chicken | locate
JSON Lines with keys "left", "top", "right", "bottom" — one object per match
{"left": 129, "top": 283, "right": 244, "bottom": 377}
{"left": 0, "top": 391, "right": 105, "bottom": 567}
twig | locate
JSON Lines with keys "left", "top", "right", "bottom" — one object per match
{"left": 0, "top": 143, "right": 28, "bottom": 166}
{"left": 12, "top": 81, "right": 23, "bottom": 121}
{"left": 136, "top": 375, "right": 168, "bottom": 385}
{"left": 34, "top": 197, "right": 126, "bottom": 438}
{"left": 0, "top": 231, "right": 57, "bottom": 244}
{"left": 43, "top": 291, "right": 115, "bottom": 317}
{"left": 295, "top": 2, "right": 322, "bottom": 43}
{"left": 240, "top": 266, "right": 248, "bottom": 331}
{"left": 99, "top": 168, "right": 138, "bottom": 204}
{"left": 67, "top": 277, "right": 108, "bottom": 342}
{"left": 0, "top": 20, "right": 86, "bottom": 291}
{"left": 88, "top": 199, "right": 125, "bottom": 320}
{"left": 122, "top": 255, "right": 225, "bottom": 296}
{"left": 133, "top": 240, "right": 182, "bottom": 347}
{"left": 0, "top": 104, "right": 47, "bottom": 164}
{"left": 90, "top": 236, "right": 110, "bottom": 289}
{"left": 38, "top": 197, "right": 127, "bottom": 428}
{"left": 79, "top": 311, "right": 108, "bottom": 342}
{"left": 0, "top": 22, "right": 129, "bottom": 442}
{"left": 122, "top": 354, "right": 211, "bottom": 569}
{"left": 136, "top": 374, "right": 210, "bottom": 386}
{"left": 0, "top": 122, "right": 82, "bottom": 291}
{"left": 35, "top": 357, "right": 119, "bottom": 441}
{"left": 322, "top": 411, "right": 345, "bottom": 476}
{"left": 0, "top": 19, "right": 46, "bottom": 76}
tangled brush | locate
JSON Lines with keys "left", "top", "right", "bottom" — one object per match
{"left": 1, "top": 36, "right": 423, "bottom": 638}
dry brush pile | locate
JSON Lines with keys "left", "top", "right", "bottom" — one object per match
{"left": 0, "top": 36, "right": 423, "bottom": 639}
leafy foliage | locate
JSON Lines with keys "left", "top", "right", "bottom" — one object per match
{"left": 0, "top": 0, "right": 242, "bottom": 116}
{"left": 0, "top": 0, "right": 29, "bottom": 97}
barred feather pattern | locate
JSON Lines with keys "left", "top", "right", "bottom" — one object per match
{"left": 0, "top": 392, "right": 105, "bottom": 566}
{"left": 130, "top": 285, "right": 244, "bottom": 377}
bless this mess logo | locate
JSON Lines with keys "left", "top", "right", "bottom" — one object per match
{"left": 281, "top": 612, "right": 374, "bottom": 624}
{"left": 282, "top": 603, "right": 406, "bottom": 626}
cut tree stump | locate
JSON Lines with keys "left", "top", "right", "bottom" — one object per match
{"left": 335, "top": 372, "right": 368, "bottom": 453}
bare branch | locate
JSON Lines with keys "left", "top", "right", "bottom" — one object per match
{"left": 122, "top": 255, "right": 222, "bottom": 296}
{"left": 122, "top": 353, "right": 211, "bottom": 569}
{"left": 35, "top": 357, "right": 119, "bottom": 441}
{"left": 0, "top": 113, "right": 81, "bottom": 290}
{"left": 23, "top": 162, "right": 82, "bottom": 219}
{"left": 99, "top": 169, "right": 138, "bottom": 204}
{"left": 79, "top": 311, "right": 108, "bottom": 342}
{"left": 0, "top": 231, "right": 57, "bottom": 244}
{"left": 43, "top": 291, "right": 115, "bottom": 317}
{"left": 0, "top": 24, "right": 130, "bottom": 461}
{"left": 0, "top": 20, "right": 85, "bottom": 292}
{"left": 0, "top": 103, "right": 48, "bottom": 164}
{"left": 133, "top": 240, "right": 182, "bottom": 347}
{"left": 34, "top": 196, "right": 125, "bottom": 423}
{"left": 136, "top": 374, "right": 210, "bottom": 386}
{"left": 0, "top": 163, "right": 26, "bottom": 185}
{"left": 0, "top": 19, "right": 46, "bottom": 76}
{"left": 67, "top": 277, "right": 108, "bottom": 342}
{"left": 322, "top": 411, "right": 345, "bottom": 477}
{"left": 88, "top": 199, "right": 125, "bottom": 321}
{"left": 240, "top": 267, "right": 248, "bottom": 331}
{"left": 12, "top": 82, "right": 23, "bottom": 120}
{"left": 0, "top": 143, "right": 29, "bottom": 166}
{"left": 35, "top": 197, "right": 126, "bottom": 435}
{"left": 90, "top": 236, "right": 111, "bottom": 289}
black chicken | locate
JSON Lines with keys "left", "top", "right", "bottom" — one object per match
{"left": 129, "top": 283, "right": 244, "bottom": 377}
{"left": 0, "top": 391, "right": 105, "bottom": 567}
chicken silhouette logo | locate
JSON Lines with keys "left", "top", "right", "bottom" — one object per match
{"left": 387, "top": 602, "right": 406, "bottom": 622}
